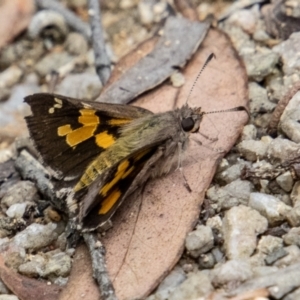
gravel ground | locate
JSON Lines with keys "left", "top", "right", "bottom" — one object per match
{"left": 1, "top": 0, "right": 300, "bottom": 299}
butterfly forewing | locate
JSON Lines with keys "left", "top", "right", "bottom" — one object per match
{"left": 25, "top": 93, "right": 152, "bottom": 180}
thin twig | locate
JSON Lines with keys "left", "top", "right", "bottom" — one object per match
{"left": 83, "top": 233, "right": 118, "bottom": 300}
{"left": 88, "top": 0, "right": 111, "bottom": 85}
{"left": 16, "top": 149, "right": 117, "bottom": 298}
{"left": 35, "top": 0, "right": 91, "bottom": 41}
{"left": 14, "top": 149, "right": 66, "bottom": 211}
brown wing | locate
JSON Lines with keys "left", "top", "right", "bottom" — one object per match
{"left": 72, "top": 146, "right": 163, "bottom": 231}
{"left": 24, "top": 93, "right": 152, "bottom": 180}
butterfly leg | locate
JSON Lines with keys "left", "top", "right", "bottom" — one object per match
{"left": 191, "top": 137, "right": 224, "bottom": 153}
{"left": 177, "top": 142, "right": 192, "bottom": 193}
{"left": 199, "top": 131, "right": 218, "bottom": 143}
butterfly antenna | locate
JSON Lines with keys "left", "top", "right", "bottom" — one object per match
{"left": 204, "top": 106, "right": 250, "bottom": 117}
{"left": 186, "top": 53, "right": 215, "bottom": 104}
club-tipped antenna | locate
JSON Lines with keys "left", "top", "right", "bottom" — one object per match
{"left": 186, "top": 53, "right": 215, "bottom": 104}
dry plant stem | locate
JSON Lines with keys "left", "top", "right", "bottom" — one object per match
{"left": 268, "top": 81, "right": 300, "bottom": 136}
{"left": 35, "top": 0, "right": 91, "bottom": 40}
{"left": 14, "top": 150, "right": 63, "bottom": 210}
{"left": 16, "top": 150, "right": 117, "bottom": 298}
{"left": 88, "top": 0, "right": 111, "bottom": 85}
{"left": 83, "top": 233, "right": 117, "bottom": 300}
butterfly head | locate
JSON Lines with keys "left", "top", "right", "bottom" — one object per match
{"left": 180, "top": 105, "right": 204, "bottom": 133}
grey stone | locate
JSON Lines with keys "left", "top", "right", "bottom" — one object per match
{"left": 252, "top": 266, "right": 279, "bottom": 278}
{"left": 211, "top": 259, "right": 253, "bottom": 286}
{"left": 267, "top": 138, "right": 300, "bottom": 164}
{"left": 226, "top": 8, "right": 258, "bottom": 34}
{"left": 237, "top": 136, "right": 272, "bottom": 161}
{"left": 266, "top": 71, "right": 287, "bottom": 103}
{"left": 291, "top": 181, "right": 300, "bottom": 206}
{"left": 206, "top": 179, "right": 254, "bottom": 210}
{"left": 170, "top": 71, "right": 185, "bottom": 88}
{"left": 56, "top": 72, "right": 102, "bottom": 100}
{"left": 283, "top": 286, "right": 300, "bottom": 300}
{"left": 249, "top": 82, "right": 276, "bottom": 113}
{"left": 56, "top": 232, "right": 67, "bottom": 251}
{"left": 273, "top": 32, "right": 300, "bottom": 75}
{"left": 12, "top": 223, "right": 58, "bottom": 251}
{"left": 241, "top": 124, "right": 257, "bottom": 140}
{"left": 0, "top": 66, "right": 23, "bottom": 90}
{"left": 35, "top": 52, "right": 74, "bottom": 77}
{"left": 206, "top": 215, "right": 223, "bottom": 232}
{"left": 230, "top": 263, "right": 300, "bottom": 299}
{"left": 211, "top": 247, "right": 224, "bottom": 264}
{"left": 287, "top": 204, "right": 300, "bottom": 227}
{"left": 257, "top": 235, "right": 283, "bottom": 255}
{"left": 253, "top": 29, "right": 270, "bottom": 42}
{"left": 283, "top": 227, "right": 300, "bottom": 247}
{"left": 274, "top": 245, "right": 300, "bottom": 267}
{"left": 43, "top": 252, "right": 72, "bottom": 277}
{"left": 3, "top": 247, "right": 25, "bottom": 270}
{"left": 215, "top": 159, "right": 251, "bottom": 184}
{"left": 198, "top": 253, "right": 215, "bottom": 269}
{"left": 0, "top": 296, "right": 19, "bottom": 300}
{"left": 65, "top": 32, "right": 88, "bottom": 55}
{"left": 249, "top": 251, "right": 267, "bottom": 267}
{"left": 6, "top": 203, "right": 27, "bottom": 219}
{"left": 220, "top": 23, "right": 256, "bottom": 56}
{"left": 265, "top": 247, "right": 288, "bottom": 265}
{"left": 18, "top": 254, "right": 46, "bottom": 277}
{"left": 253, "top": 112, "right": 272, "bottom": 128}
{"left": 1, "top": 181, "right": 38, "bottom": 208}
{"left": 280, "top": 91, "right": 300, "bottom": 143}
{"left": 276, "top": 171, "right": 294, "bottom": 192}
{"left": 244, "top": 51, "right": 280, "bottom": 82}
{"left": 53, "top": 276, "right": 68, "bottom": 286}
{"left": 249, "top": 193, "right": 291, "bottom": 225}
{"left": 185, "top": 225, "right": 214, "bottom": 258}
{"left": 216, "top": 158, "right": 229, "bottom": 173}
{"left": 168, "top": 271, "right": 213, "bottom": 300}
{"left": 152, "top": 266, "right": 186, "bottom": 300}
{"left": 223, "top": 205, "right": 267, "bottom": 260}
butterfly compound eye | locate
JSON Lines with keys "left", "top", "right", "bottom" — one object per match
{"left": 181, "top": 117, "right": 195, "bottom": 132}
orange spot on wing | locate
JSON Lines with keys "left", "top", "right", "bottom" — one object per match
{"left": 108, "top": 118, "right": 132, "bottom": 126}
{"left": 57, "top": 109, "right": 103, "bottom": 147}
{"left": 100, "top": 160, "right": 130, "bottom": 196}
{"left": 99, "top": 189, "right": 121, "bottom": 214}
{"left": 95, "top": 131, "right": 115, "bottom": 148}
{"left": 121, "top": 166, "right": 134, "bottom": 179}
{"left": 79, "top": 109, "right": 99, "bottom": 125}
{"left": 66, "top": 126, "right": 96, "bottom": 146}
{"left": 57, "top": 124, "right": 72, "bottom": 136}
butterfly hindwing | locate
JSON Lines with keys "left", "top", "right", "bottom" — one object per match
{"left": 25, "top": 93, "right": 153, "bottom": 180}
{"left": 72, "top": 147, "right": 161, "bottom": 231}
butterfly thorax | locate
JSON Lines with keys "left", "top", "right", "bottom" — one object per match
{"left": 72, "top": 106, "right": 196, "bottom": 198}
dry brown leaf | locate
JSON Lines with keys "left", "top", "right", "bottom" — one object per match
{"left": 59, "top": 244, "right": 100, "bottom": 300}
{"left": 0, "top": 254, "right": 62, "bottom": 300}
{"left": 103, "top": 36, "right": 158, "bottom": 90}
{"left": 0, "top": 0, "right": 35, "bottom": 50}
{"left": 65, "top": 28, "right": 248, "bottom": 300}
{"left": 98, "top": 16, "right": 209, "bottom": 104}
